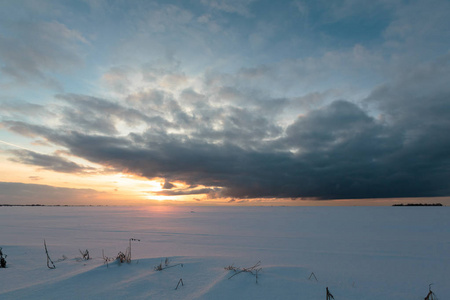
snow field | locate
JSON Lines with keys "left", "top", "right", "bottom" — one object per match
{"left": 0, "top": 206, "right": 449, "bottom": 299}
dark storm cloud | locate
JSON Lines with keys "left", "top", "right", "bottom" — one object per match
{"left": 283, "top": 100, "right": 378, "bottom": 152}
{"left": 3, "top": 55, "right": 450, "bottom": 200}
{"left": 155, "top": 188, "right": 218, "bottom": 196}
{"left": 362, "top": 54, "right": 450, "bottom": 197}
{"left": 8, "top": 149, "right": 93, "bottom": 174}
{"left": 0, "top": 182, "right": 100, "bottom": 205}
{"left": 3, "top": 95, "right": 450, "bottom": 200}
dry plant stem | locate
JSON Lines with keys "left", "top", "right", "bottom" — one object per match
{"left": 155, "top": 259, "right": 183, "bottom": 271}
{"left": 326, "top": 287, "right": 335, "bottom": 300}
{"left": 309, "top": 272, "right": 318, "bottom": 281}
{"left": 103, "top": 238, "right": 141, "bottom": 267}
{"left": 102, "top": 249, "right": 115, "bottom": 268}
{"left": 425, "top": 284, "right": 437, "bottom": 300}
{"left": 175, "top": 278, "right": 184, "bottom": 290}
{"left": 55, "top": 255, "right": 67, "bottom": 263}
{"left": 224, "top": 265, "right": 236, "bottom": 271}
{"left": 162, "top": 263, "right": 183, "bottom": 270}
{"left": 127, "top": 238, "right": 140, "bottom": 262}
{"left": 119, "top": 238, "right": 140, "bottom": 264}
{"left": 44, "top": 240, "right": 56, "bottom": 269}
{"left": 425, "top": 291, "right": 436, "bottom": 300}
{"left": 227, "top": 261, "right": 262, "bottom": 283}
{"left": 154, "top": 262, "right": 163, "bottom": 271}
{"left": 0, "top": 247, "right": 6, "bottom": 268}
{"left": 117, "top": 251, "right": 127, "bottom": 263}
{"left": 79, "top": 249, "right": 90, "bottom": 260}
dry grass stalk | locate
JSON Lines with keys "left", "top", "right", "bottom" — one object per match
{"left": 125, "top": 238, "right": 140, "bottom": 263}
{"left": 226, "top": 261, "right": 262, "bottom": 283}
{"left": 44, "top": 240, "right": 56, "bottom": 269}
{"left": 103, "top": 238, "right": 141, "bottom": 267}
{"left": 326, "top": 287, "right": 335, "bottom": 300}
{"left": 79, "top": 249, "right": 90, "bottom": 260}
{"left": 0, "top": 247, "right": 6, "bottom": 268}
{"left": 175, "top": 278, "right": 184, "bottom": 290}
{"left": 55, "top": 255, "right": 68, "bottom": 263}
{"left": 116, "top": 251, "right": 127, "bottom": 263}
{"left": 308, "top": 272, "right": 318, "bottom": 281}
{"left": 224, "top": 264, "right": 236, "bottom": 271}
{"left": 102, "top": 249, "right": 115, "bottom": 268}
{"left": 425, "top": 284, "right": 437, "bottom": 300}
{"left": 154, "top": 258, "right": 183, "bottom": 271}
{"left": 154, "top": 261, "right": 163, "bottom": 271}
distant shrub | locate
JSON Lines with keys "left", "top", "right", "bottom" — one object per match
{"left": 393, "top": 203, "right": 443, "bottom": 206}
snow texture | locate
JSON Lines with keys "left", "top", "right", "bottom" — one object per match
{"left": 0, "top": 206, "right": 449, "bottom": 299}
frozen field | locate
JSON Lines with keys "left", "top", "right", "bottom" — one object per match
{"left": 0, "top": 206, "right": 448, "bottom": 299}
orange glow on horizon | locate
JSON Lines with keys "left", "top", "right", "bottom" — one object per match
{"left": 2, "top": 150, "right": 450, "bottom": 206}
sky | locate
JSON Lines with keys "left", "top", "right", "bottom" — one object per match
{"left": 1, "top": 0, "right": 450, "bottom": 206}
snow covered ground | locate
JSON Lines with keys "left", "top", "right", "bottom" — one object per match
{"left": 0, "top": 206, "right": 448, "bottom": 299}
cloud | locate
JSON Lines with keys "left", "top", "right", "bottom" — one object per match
{"left": 0, "top": 101, "right": 48, "bottom": 118}
{"left": 101, "top": 66, "right": 135, "bottom": 94}
{"left": 283, "top": 100, "right": 381, "bottom": 152}
{"left": 0, "top": 21, "right": 87, "bottom": 89}
{"left": 3, "top": 51, "right": 450, "bottom": 201}
{"left": 162, "top": 180, "right": 175, "bottom": 189}
{"left": 155, "top": 188, "right": 218, "bottom": 196}
{"left": 200, "top": 0, "right": 256, "bottom": 17}
{"left": 362, "top": 53, "right": 450, "bottom": 196}
{"left": 54, "top": 93, "right": 170, "bottom": 135}
{"left": 382, "top": 0, "right": 450, "bottom": 59}
{"left": 2, "top": 121, "right": 54, "bottom": 139}
{"left": 0, "top": 182, "right": 101, "bottom": 205}
{"left": 1, "top": 1, "right": 450, "bottom": 203}
{"left": 8, "top": 150, "right": 94, "bottom": 174}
